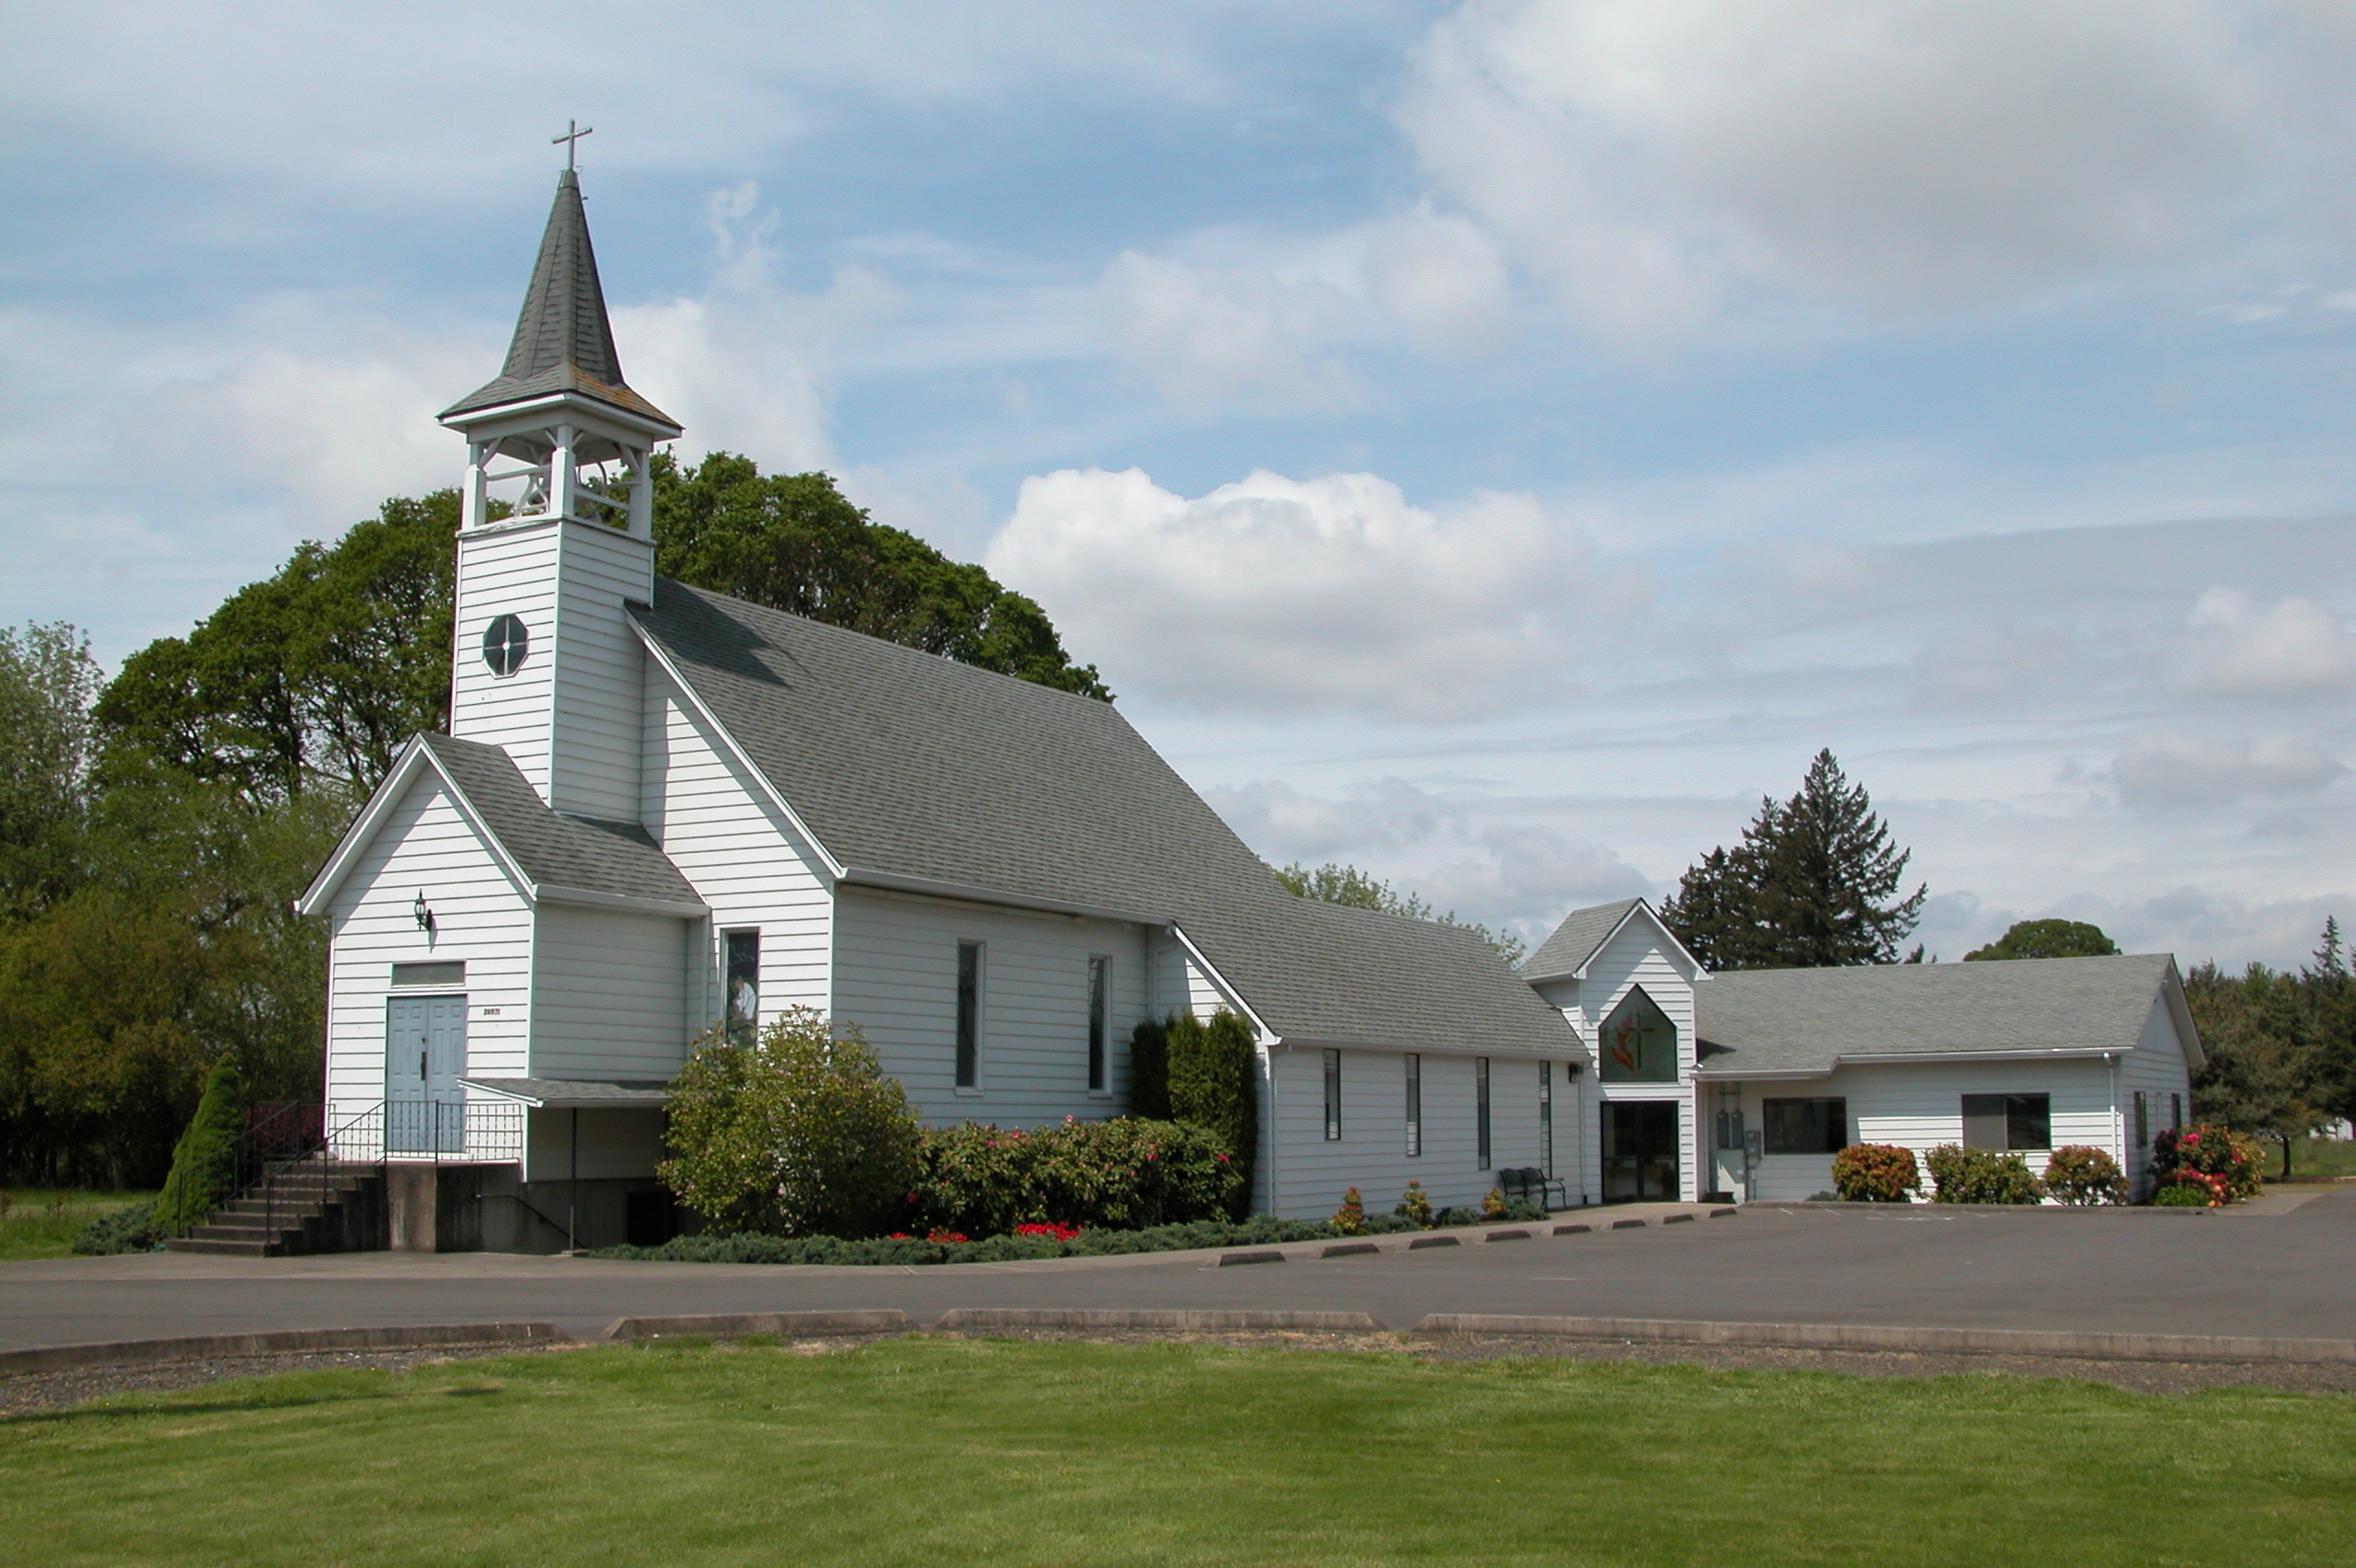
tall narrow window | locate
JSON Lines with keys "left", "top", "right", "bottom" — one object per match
{"left": 1322, "top": 1050, "right": 1342, "bottom": 1140}
{"left": 1086, "top": 956, "right": 1109, "bottom": 1091}
{"left": 1475, "top": 1057, "right": 1493, "bottom": 1169}
{"left": 724, "top": 930, "right": 759, "bottom": 1044}
{"left": 955, "top": 942, "right": 982, "bottom": 1089}
{"left": 1404, "top": 1054, "right": 1422, "bottom": 1158}
{"left": 1539, "top": 1060, "right": 1553, "bottom": 1175}
{"left": 2134, "top": 1091, "right": 2149, "bottom": 1149}
{"left": 2170, "top": 1092, "right": 2182, "bottom": 1131}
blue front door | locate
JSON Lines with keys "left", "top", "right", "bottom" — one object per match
{"left": 387, "top": 995, "right": 467, "bottom": 1154}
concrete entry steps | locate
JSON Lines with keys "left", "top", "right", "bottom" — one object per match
{"left": 165, "top": 1165, "right": 387, "bottom": 1258}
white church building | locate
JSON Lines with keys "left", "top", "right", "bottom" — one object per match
{"left": 292, "top": 170, "right": 2200, "bottom": 1251}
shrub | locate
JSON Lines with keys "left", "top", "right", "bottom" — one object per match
{"left": 2152, "top": 1182, "right": 2212, "bottom": 1207}
{"left": 72, "top": 1199, "right": 163, "bottom": 1255}
{"left": 1481, "top": 1186, "right": 1507, "bottom": 1218}
{"left": 1168, "top": 1010, "right": 1258, "bottom": 1218}
{"left": 1924, "top": 1144, "right": 2045, "bottom": 1205}
{"left": 907, "top": 1116, "right": 1242, "bottom": 1239}
{"left": 2152, "top": 1124, "right": 2262, "bottom": 1203}
{"left": 659, "top": 1009, "right": 924, "bottom": 1239}
{"left": 1395, "top": 1180, "right": 1433, "bottom": 1227}
{"left": 2042, "top": 1145, "right": 2127, "bottom": 1205}
{"left": 1331, "top": 1187, "right": 1365, "bottom": 1235}
{"left": 1831, "top": 1144, "right": 1920, "bottom": 1203}
{"left": 1126, "top": 1019, "right": 1170, "bottom": 1120}
{"left": 154, "top": 1057, "right": 244, "bottom": 1235}
{"left": 1357, "top": 1211, "right": 1421, "bottom": 1235}
{"left": 601, "top": 1215, "right": 1334, "bottom": 1266}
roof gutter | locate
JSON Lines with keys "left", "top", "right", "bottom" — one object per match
{"left": 839, "top": 867, "right": 1169, "bottom": 928}
{"left": 1697, "top": 1045, "right": 2132, "bottom": 1081}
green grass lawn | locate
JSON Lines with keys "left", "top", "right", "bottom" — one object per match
{"left": 0, "top": 1190, "right": 152, "bottom": 1262}
{"left": 3, "top": 1339, "right": 2350, "bottom": 1567}
{"left": 2280, "top": 1136, "right": 2356, "bottom": 1181}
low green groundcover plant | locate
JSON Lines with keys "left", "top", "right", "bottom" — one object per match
{"left": 1831, "top": 1143, "right": 1920, "bottom": 1202}
{"left": 4, "top": 1339, "right": 2349, "bottom": 1566}
{"left": 2152, "top": 1182, "right": 2213, "bottom": 1207}
{"left": 69, "top": 1199, "right": 164, "bottom": 1256}
{"left": 1924, "top": 1144, "right": 2046, "bottom": 1205}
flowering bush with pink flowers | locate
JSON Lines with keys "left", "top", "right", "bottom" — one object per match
{"left": 907, "top": 1115, "right": 1242, "bottom": 1239}
{"left": 2151, "top": 1124, "right": 2262, "bottom": 1204}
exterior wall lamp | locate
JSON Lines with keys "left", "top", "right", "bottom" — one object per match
{"left": 412, "top": 892, "right": 436, "bottom": 935}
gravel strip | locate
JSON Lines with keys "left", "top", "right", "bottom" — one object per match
{"left": 7, "top": 1328, "right": 2350, "bottom": 1415}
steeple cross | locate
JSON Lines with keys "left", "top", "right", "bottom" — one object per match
{"left": 552, "top": 120, "right": 594, "bottom": 170}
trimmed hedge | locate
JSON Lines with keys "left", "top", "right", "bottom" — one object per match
{"left": 1924, "top": 1144, "right": 2045, "bottom": 1205}
{"left": 598, "top": 1216, "right": 1337, "bottom": 1266}
{"left": 907, "top": 1117, "right": 1240, "bottom": 1239}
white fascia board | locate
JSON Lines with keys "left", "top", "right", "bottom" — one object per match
{"left": 840, "top": 867, "right": 1165, "bottom": 928}
{"left": 296, "top": 739, "right": 533, "bottom": 917}
{"left": 1166, "top": 924, "right": 1276, "bottom": 1043}
{"left": 1693, "top": 1066, "right": 1834, "bottom": 1082}
{"left": 630, "top": 620, "right": 848, "bottom": 882}
{"left": 2160, "top": 961, "right": 2208, "bottom": 1069}
{"left": 1834, "top": 1047, "right": 2126, "bottom": 1066}
{"left": 1581, "top": 900, "right": 1704, "bottom": 982}
{"left": 533, "top": 883, "right": 709, "bottom": 919}
{"left": 1280, "top": 1035, "right": 1567, "bottom": 1059}
{"left": 440, "top": 392, "right": 681, "bottom": 444}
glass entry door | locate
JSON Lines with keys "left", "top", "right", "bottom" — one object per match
{"left": 1602, "top": 1101, "right": 1680, "bottom": 1202}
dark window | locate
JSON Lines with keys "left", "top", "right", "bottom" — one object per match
{"left": 1539, "top": 1061, "right": 1553, "bottom": 1174}
{"left": 391, "top": 961, "right": 466, "bottom": 988}
{"left": 1476, "top": 1057, "right": 1493, "bottom": 1169}
{"left": 1962, "top": 1093, "right": 2050, "bottom": 1151}
{"left": 1322, "top": 1050, "right": 1342, "bottom": 1140}
{"left": 1404, "top": 1054, "right": 1422, "bottom": 1158}
{"left": 481, "top": 614, "right": 529, "bottom": 676}
{"left": 955, "top": 942, "right": 981, "bottom": 1089}
{"left": 1763, "top": 1098, "right": 1847, "bottom": 1155}
{"left": 1086, "top": 956, "right": 1109, "bottom": 1091}
{"left": 1600, "top": 986, "right": 1678, "bottom": 1082}
{"left": 2134, "top": 1091, "right": 2149, "bottom": 1148}
{"left": 2171, "top": 1092, "right": 2182, "bottom": 1132}
{"left": 724, "top": 931, "right": 758, "bottom": 1044}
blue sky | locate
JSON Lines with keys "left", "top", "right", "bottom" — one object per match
{"left": 7, "top": 2, "right": 2356, "bottom": 968}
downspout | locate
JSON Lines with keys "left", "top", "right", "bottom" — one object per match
{"left": 1264, "top": 1040, "right": 1283, "bottom": 1219}
{"left": 2106, "top": 1052, "right": 2121, "bottom": 1192}
{"left": 568, "top": 1107, "right": 579, "bottom": 1252}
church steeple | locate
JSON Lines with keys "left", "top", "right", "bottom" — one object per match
{"left": 440, "top": 158, "right": 680, "bottom": 538}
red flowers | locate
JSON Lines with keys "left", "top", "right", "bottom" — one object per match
{"left": 1014, "top": 1221, "right": 1082, "bottom": 1241}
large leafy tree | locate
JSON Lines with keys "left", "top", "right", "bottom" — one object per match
{"left": 1269, "top": 859, "right": 1527, "bottom": 966}
{"left": 652, "top": 452, "right": 1110, "bottom": 698}
{"left": 2181, "top": 919, "right": 2356, "bottom": 1179}
{"left": 1661, "top": 750, "right": 1927, "bottom": 970}
{"left": 0, "top": 623, "right": 100, "bottom": 918}
{"left": 1964, "top": 919, "right": 2120, "bottom": 962}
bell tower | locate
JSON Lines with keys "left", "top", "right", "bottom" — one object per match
{"left": 440, "top": 137, "right": 681, "bottom": 822}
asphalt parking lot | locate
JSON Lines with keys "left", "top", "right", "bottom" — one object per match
{"left": 2, "top": 1188, "right": 2348, "bottom": 1352}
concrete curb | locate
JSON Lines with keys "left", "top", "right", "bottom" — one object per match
{"left": 606, "top": 1310, "right": 910, "bottom": 1342}
{"left": 0, "top": 1321, "right": 571, "bottom": 1378}
{"left": 936, "top": 1308, "right": 1381, "bottom": 1333}
{"left": 1411, "top": 1313, "right": 2356, "bottom": 1364}
{"left": 1745, "top": 1201, "right": 2209, "bottom": 1216}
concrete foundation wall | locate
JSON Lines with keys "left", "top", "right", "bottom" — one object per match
{"left": 386, "top": 1162, "right": 671, "bottom": 1253}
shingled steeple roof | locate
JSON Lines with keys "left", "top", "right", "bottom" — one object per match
{"left": 441, "top": 170, "right": 679, "bottom": 431}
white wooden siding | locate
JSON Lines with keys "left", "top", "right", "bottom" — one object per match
{"left": 321, "top": 772, "right": 533, "bottom": 1116}
{"left": 1730, "top": 1056, "right": 2121, "bottom": 1202}
{"left": 547, "top": 520, "right": 654, "bottom": 820}
{"left": 1264, "top": 1047, "right": 1552, "bottom": 1219}
{"left": 450, "top": 518, "right": 560, "bottom": 799}
{"left": 1565, "top": 920, "right": 1703, "bottom": 1203}
{"left": 522, "top": 1105, "right": 667, "bottom": 1183}
{"left": 530, "top": 903, "right": 692, "bottom": 1081}
{"left": 832, "top": 886, "right": 1150, "bottom": 1127}
{"left": 2120, "top": 997, "right": 2197, "bottom": 1195}
{"left": 640, "top": 669, "right": 834, "bottom": 1025}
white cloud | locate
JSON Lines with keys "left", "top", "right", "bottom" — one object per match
{"left": 1204, "top": 777, "right": 1456, "bottom": 860}
{"left": 987, "top": 467, "right": 1599, "bottom": 719}
{"left": 2179, "top": 586, "right": 2356, "bottom": 698}
{"left": 1361, "top": 204, "right": 1515, "bottom": 353}
{"left": 1394, "top": 0, "right": 2301, "bottom": 336}
{"left": 2110, "top": 732, "right": 2345, "bottom": 810}
{"left": 1100, "top": 251, "right": 1361, "bottom": 411}
{"left": 1414, "top": 824, "right": 1655, "bottom": 930}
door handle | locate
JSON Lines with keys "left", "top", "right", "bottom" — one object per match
{"left": 420, "top": 1051, "right": 429, "bottom": 1085}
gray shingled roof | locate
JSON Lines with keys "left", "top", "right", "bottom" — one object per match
{"left": 1524, "top": 898, "right": 1646, "bottom": 981}
{"left": 634, "top": 582, "right": 1578, "bottom": 1058}
{"left": 462, "top": 1078, "right": 671, "bottom": 1107}
{"left": 421, "top": 733, "right": 702, "bottom": 909}
{"left": 440, "top": 171, "right": 678, "bottom": 431}
{"left": 1693, "top": 953, "right": 2187, "bottom": 1077}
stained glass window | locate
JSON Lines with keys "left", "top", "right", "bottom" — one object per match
{"left": 1599, "top": 986, "right": 1677, "bottom": 1082}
